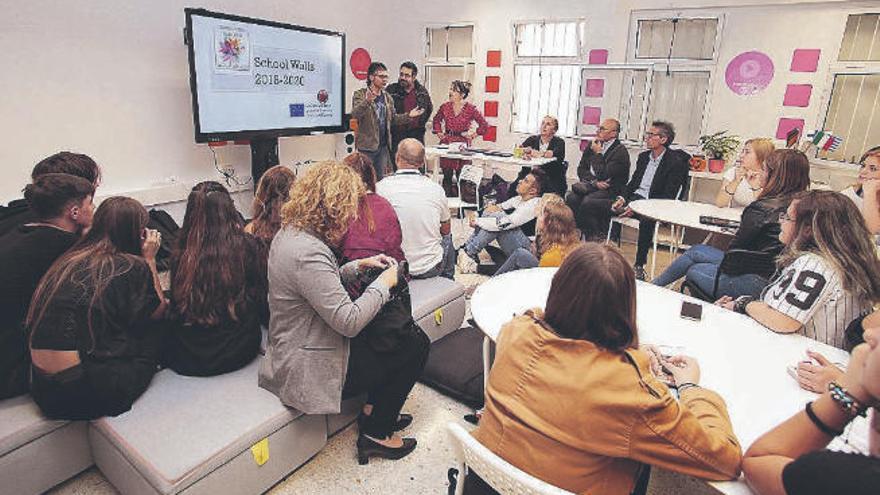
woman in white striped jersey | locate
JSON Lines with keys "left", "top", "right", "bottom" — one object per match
{"left": 717, "top": 191, "right": 880, "bottom": 356}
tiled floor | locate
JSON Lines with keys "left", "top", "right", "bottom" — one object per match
{"left": 51, "top": 224, "right": 694, "bottom": 495}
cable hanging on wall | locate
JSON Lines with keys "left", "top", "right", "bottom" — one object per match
{"left": 665, "top": 18, "right": 679, "bottom": 76}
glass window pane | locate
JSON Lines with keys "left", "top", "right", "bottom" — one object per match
{"left": 513, "top": 65, "right": 579, "bottom": 136}
{"left": 637, "top": 18, "right": 717, "bottom": 60}
{"left": 427, "top": 27, "right": 447, "bottom": 60}
{"left": 578, "top": 68, "right": 650, "bottom": 142}
{"left": 515, "top": 21, "right": 580, "bottom": 57}
{"left": 447, "top": 26, "right": 474, "bottom": 59}
{"left": 839, "top": 14, "right": 880, "bottom": 62}
{"left": 646, "top": 71, "right": 709, "bottom": 145}
{"left": 822, "top": 74, "right": 880, "bottom": 162}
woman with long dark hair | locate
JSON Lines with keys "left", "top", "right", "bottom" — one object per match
{"left": 27, "top": 197, "right": 167, "bottom": 420}
{"left": 653, "top": 149, "right": 812, "bottom": 298}
{"left": 164, "top": 181, "right": 265, "bottom": 377}
{"left": 245, "top": 165, "right": 296, "bottom": 244}
{"left": 468, "top": 243, "right": 742, "bottom": 494}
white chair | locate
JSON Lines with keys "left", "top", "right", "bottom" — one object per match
{"left": 448, "top": 164, "right": 483, "bottom": 219}
{"left": 447, "top": 422, "right": 574, "bottom": 495}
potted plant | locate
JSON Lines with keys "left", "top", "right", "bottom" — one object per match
{"left": 698, "top": 131, "right": 741, "bottom": 173}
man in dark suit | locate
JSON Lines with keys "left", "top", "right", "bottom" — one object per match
{"left": 565, "top": 118, "right": 631, "bottom": 239}
{"left": 579, "top": 121, "right": 690, "bottom": 280}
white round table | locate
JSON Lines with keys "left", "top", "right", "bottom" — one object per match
{"left": 626, "top": 199, "right": 744, "bottom": 279}
{"left": 470, "top": 267, "right": 855, "bottom": 495}
{"left": 629, "top": 198, "right": 743, "bottom": 235}
{"left": 425, "top": 146, "right": 555, "bottom": 180}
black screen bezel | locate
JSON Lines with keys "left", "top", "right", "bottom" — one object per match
{"left": 184, "top": 8, "right": 346, "bottom": 143}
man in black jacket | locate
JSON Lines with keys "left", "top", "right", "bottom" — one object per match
{"left": 580, "top": 121, "right": 690, "bottom": 280}
{"left": 566, "top": 118, "right": 631, "bottom": 238}
{"left": 0, "top": 152, "right": 101, "bottom": 238}
{"left": 387, "top": 61, "right": 433, "bottom": 157}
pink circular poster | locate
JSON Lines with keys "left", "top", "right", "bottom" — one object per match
{"left": 725, "top": 51, "right": 774, "bottom": 96}
{"left": 349, "top": 48, "right": 372, "bottom": 80}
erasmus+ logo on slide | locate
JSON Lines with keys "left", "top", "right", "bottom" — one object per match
{"left": 289, "top": 104, "right": 305, "bottom": 117}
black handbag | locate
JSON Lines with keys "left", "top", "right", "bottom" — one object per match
{"left": 347, "top": 262, "right": 423, "bottom": 353}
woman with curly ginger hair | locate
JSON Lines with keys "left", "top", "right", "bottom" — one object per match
{"left": 259, "top": 161, "right": 428, "bottom": 465}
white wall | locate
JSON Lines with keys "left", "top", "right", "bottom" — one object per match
{"left": 2, "top": 0, "right": 871, "bottom": 207}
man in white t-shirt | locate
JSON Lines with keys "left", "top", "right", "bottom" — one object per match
{"left": 457, "top": 170, "right": 545, "bottom": 274}
{"left": 376, "top": 138, "right": 454, "bottom": 279}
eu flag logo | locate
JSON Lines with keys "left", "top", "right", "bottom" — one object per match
{"left": 289, "top": 104, "right": 304, "bottom": 117}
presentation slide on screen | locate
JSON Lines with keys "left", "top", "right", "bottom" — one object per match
{"left": 191, "top": 14, "right": 343, "bottom": 134}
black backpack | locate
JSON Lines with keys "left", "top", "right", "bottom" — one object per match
{"left": 147, "top": 209, "right": 180, "bottom": 272}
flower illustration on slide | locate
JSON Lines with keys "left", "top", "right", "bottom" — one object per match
{"left": 218, "top": 36, "right": 244, "bottom": 64}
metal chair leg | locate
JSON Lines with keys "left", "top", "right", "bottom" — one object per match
{"left": 482, "top": 336, "right": 491, "bottom": 390}
{"left": 650, "top": 222, "right": 659, "bottom": 279}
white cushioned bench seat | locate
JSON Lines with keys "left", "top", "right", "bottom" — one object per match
{"left": 89, "top": 358, "right": 327, "bottom": 495}
{"left": 0, "top": 395, "right": 92, "bottom": 495}
{"left": 409, "top": 277, "right": 466, "bottom": 342}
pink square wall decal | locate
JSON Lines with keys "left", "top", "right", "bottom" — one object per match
{"left": 585, "top": 79, "right": 605, "bottom": 97}
{"left": 775, "top": 118, "right": 805, "bottom": 140}
{"left": 582, "top": 106, "right": 601, "bottom": 125}
{"left": 783, "top": 84, "right": 812, "bottom": 107}
{"left": 588, "top": 49, "right": 608, "bottom": 64}
{"left": 790, "top": 49, "right": 821, "bottom": 72}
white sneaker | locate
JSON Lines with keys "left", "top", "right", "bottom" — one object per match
{"left": 457, "top": 250, "right": 478, "bottom": 274}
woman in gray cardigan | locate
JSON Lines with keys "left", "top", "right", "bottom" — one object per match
{"left": 259, "top": 160, "right": 429, "bottom": 464}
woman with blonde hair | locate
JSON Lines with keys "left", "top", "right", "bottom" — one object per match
{"left": 493, "top": 194, "right": 582, "bottom": 276}
{"left": 717, "top": 190, "right": 880, "bottom": 349}
{"left": 258, "top": 161, "right": 428, "bottom": 465}
{"left": 715, "top": 138, "right": 775, "bottom": 208}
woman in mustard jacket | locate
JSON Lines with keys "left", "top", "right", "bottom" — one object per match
{"left": 469, "top": 243, "right": 743, "bottom": 495}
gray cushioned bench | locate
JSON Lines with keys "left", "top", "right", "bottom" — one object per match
{"left": 409, "top": 277, "right": 466, "bottom": 342}
{"left": 89, "top": 358, "right": 327, "bottom": 495}
{"left": 0, "top": 395, "right": 92, "bottom": 495}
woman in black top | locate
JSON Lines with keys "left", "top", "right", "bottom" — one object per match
{"left": 27, "top": 197, "right": 167, "bottom": 420}
{"left": 652, "top": 149, "right": 811, "bottom": 298}
{"left": 164, "top": 182, "right": 265, "bottom": 376}
{"left": 516, "top": 116, "right": 566, "bottom": 196}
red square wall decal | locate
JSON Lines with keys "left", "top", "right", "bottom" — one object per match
{"left": 486, "top": 50, "right": 502, "bottom": 67}
{"left": 484, "top": 101, "right": 499, "bottom": 117}
{"left": 790, "top": 49, "right": 821, "bottom": 72}
{"left": 484, "top": 125, "right": 497, "bottom": 142}
{"left": 783, "top": 84, "right": 812, "bottom": 107}
{"left": 485, "top": 76, "right": 500, "bottom": 93}
{"left": 775, "top": 118, "right": 805, "bottom": 140}
{"left": 589, "top": 49, "right": 609, "bottom": 64}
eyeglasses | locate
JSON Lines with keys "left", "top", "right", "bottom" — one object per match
{"left": 598, "top": 126, "right": 618, "bottom": 132}
{"left": 778, "top": 212, "right": 795, "bottom": 223}
{"left": 645, "top": 132, "right": 662, "bottom": 138}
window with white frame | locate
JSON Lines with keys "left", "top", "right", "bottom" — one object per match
{"left": 636, "top": 18, "right": 718, "bottom": 60}
{"left": 511, "top": 20, "right": 586, "bottom": 137}
{"left": 820, "top": 14, "right": 880, "bottom": 163}
{"left": 627, "top": 15, "right": 718, "bottom": 145}
{"left": 578, "top": 67, "right": 651, "bottom": 142}
{"left": 426, "top": 25, "right": 474, "bottom": 62}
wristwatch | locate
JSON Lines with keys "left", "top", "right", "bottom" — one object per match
{"left": 733, "top": 295, "right": 755, "bottom": 314}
